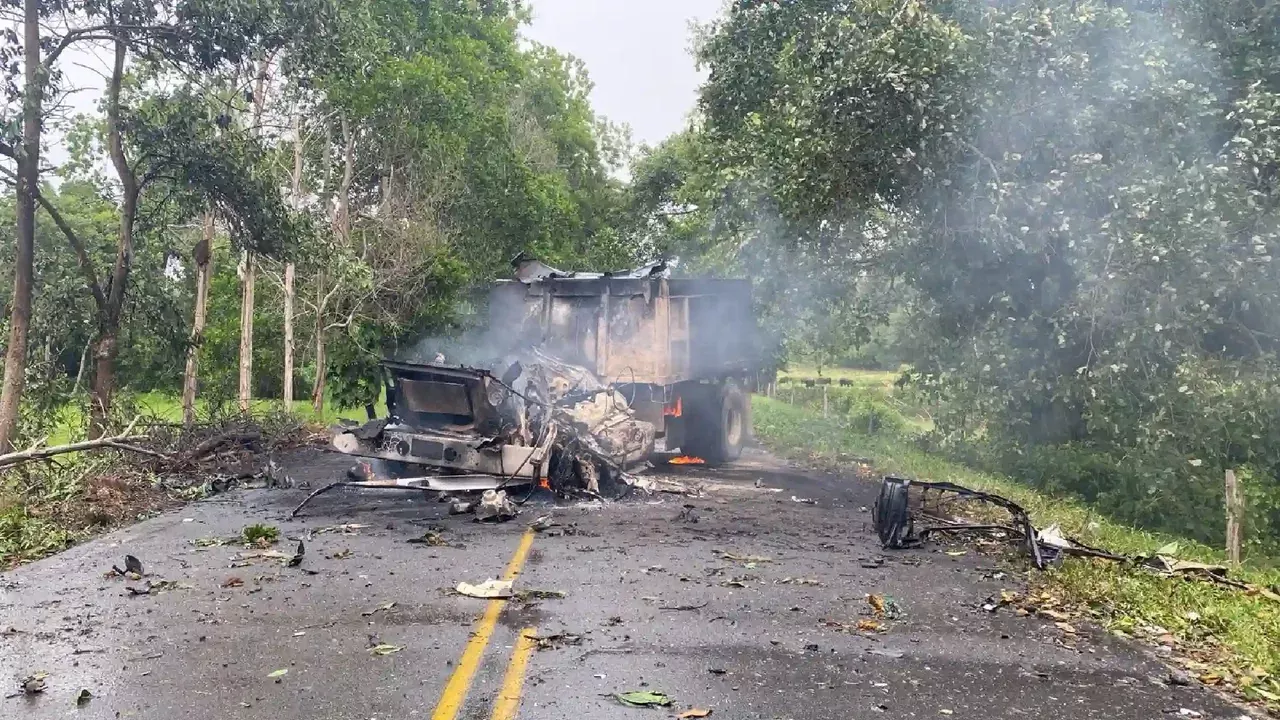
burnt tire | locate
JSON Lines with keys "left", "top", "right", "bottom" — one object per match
{"left": 683, "top": 380, "right": 749, "bottom": 465}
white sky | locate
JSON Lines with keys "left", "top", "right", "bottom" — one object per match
{"left": 47, "top": 1, "right": 723, "bottom": 165}
{"left": 522, "top": 0, "right": 724, "bottom": 149}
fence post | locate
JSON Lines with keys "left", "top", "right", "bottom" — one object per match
{"left": 789, "top": 387, "right": 794, "bottom": 405}
{"left": 1225, "top": 469, "right": 1243, "bottom": 567}
{"left": 822, "top": 385, "right": 828, "bottom": 418}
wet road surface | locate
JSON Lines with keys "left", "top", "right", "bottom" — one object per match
{"left": 0, "top": 448, "right": 1251, "bottom": 719}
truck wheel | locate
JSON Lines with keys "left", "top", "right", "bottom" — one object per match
{"left": 684, "top": 380, "right": 749, "bottom": 465}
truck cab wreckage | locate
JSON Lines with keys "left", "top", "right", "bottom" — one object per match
{"left": 296, "top": 257, "right": 766, "bottom": 515}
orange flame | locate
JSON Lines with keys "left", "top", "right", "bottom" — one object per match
{"left": 669, "top": 455, "right": 705, "bottom": 465}
{"left": 663, "top": 396, "right": 683, "bottom": 417}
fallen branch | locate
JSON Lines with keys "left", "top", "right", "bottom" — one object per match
{"left": 0, "top": 417, "right": 150, "bottom": 470}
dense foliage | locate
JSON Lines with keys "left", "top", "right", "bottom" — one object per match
{"left": 0, "top": 0, "right": 636, "bottom": 434}
{"left": 633, "top": 0, "right": 1280, "bottom": 551}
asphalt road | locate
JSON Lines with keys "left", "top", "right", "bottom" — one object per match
{"left": 0, "top": 447, "right": 1252, "bottom": 720}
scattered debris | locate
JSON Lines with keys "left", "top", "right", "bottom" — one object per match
{"left": 221, "top": 576, "right": 244, "bottom": 588}
{"left": 268, "top": 669, "right": 288, "bottom": 682}
{"left": 528, "top": 515, "right": 557, "bottom": 532}
{"left": 450, "top": 500, "right": 476, "bottom": 515}
{"left": 659, "top": 601, "right": 709, "bottom": 611}
{"left": 529, "top": 632, "right": 584, "bottom": 650}
{"left": 456, "top": 579, "right": 514, "bottom": 599}
{"left": 362, "top": 602, "right": 397, "bottom": 617}
{"left": 286, "top": 540, "right": 305, "bottom": 567}
{"left": 616, "top": 691, "right": 673, "bottom": 708}
{"left": 873, "top": 475, "right": 1280, "bottom": 602}
{"left": 856, "top": 619, "right": 884, "bottom": 632}
{"left": 74, "top": 688, "right": 92, "bottom": 706}
{"left": 408, "top": 529, "right": 450, "bottom": 546}
{"left": 315, "top": 524, "right": 368, "bottom": 535}
{"left": 368, "top": 644, "right": 404, "bottom": 656}
{"left": 20, "top": 672, "right": 48, "bottom": 695}
{"left": 714, "top": 550, "right": 773, "bottom": 564}
{"left": 515, "top": 589, "right": 567, "bottom": 601}
{"left": 678, "top": 710, "right": 712, "bottom": 718}
{"left": 791, "top": 495, "right": 816, "bottom": 505}
{"left": 779, "top": 577, "right": 822, "bottom": 586}
{"left": 125, "top": 579, "right": 192, "bottom": 596}
{"left": 475, "top": 489, "right": 518, "bottom": 523}
{"left": 109, "top": 554, "right": 144, "bottom": 578}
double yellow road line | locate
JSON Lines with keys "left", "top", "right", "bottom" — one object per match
{"left": 430, "top": 528, "right": 540, "bottom": 720}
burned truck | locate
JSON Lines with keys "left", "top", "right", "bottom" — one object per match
{"left": 329, "top": 257, "right": 765, "bottom": 496}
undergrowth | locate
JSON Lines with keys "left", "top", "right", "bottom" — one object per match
{"left": 753, "top": 393, "right": 1280, "bottom": 710}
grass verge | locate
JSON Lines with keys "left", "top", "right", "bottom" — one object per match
{"left": 752, "top": 393, "right": 1280, "bottom": 709}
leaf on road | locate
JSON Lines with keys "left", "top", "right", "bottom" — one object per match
{"left": 616, "top": 691, "right": 673, "bottom": 707}
{"left": 361, "top": 602, "right": 397, "bottom": 617}
{"left": 368, "top": 644, "right": 404, "bottom": 656}
{"left": 221, "top": 576, "right": 244, "bottom": 588}
{"left": 867, "top": 594, "right": 886, "bottom": 616}
{"left": 713, "top": 550, "right": 773, "bottom": 563}
{"left": 856, "top": 619, "right": 883, "bottom": 632}
{"left": 1055, "top": 622, "right": 1078, "bottom": 635}
{"left": 678, "top": 709, "right": 712, "bottom": 718}
{"left": 267, "top": 669, "right": 288, "bottom": 680}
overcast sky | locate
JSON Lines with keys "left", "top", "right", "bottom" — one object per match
{"left": 523, "top": 0, "right": 724, "bottom": 149}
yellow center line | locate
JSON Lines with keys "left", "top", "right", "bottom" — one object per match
{"left": 430, "top": 528, "right": 536, "bottom": 720}
{"left": 491, "top": 627, "right": 538, "bottom": 720}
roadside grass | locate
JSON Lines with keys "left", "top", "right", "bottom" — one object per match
{"left": 752, "top": 391, "right": 1280, "bottom": 708}
{"left": 45, "top": 391, "right": 367, "bottom": 446}
{"left": 4, "top": 392, "right": 378, "bottom": 568}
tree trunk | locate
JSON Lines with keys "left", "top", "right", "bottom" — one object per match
{"left": 239, "top": 253, "right": 256, "bottom": 413}
{"left": 283, "top": 112, "right": 303, "bottom": 409}
{"left": 311, "top": 271, "right": 326, "bottom": 414}
{"left": 90, "top": 36, "right": 137, "bottom": 440}
{"left": 0, "top": 0, "right": 43, "bottom": 452}
{"left": 283, "top": 262, "right": 295, "bottom": 407}
{"left": 182, "top": 212, "right": 214, "bottom": 427}
{"left": 236, "top": 56, "right": 273, "bottom": 415}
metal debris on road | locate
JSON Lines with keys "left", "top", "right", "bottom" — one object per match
{"left": 475, "top": 489, "right": 517, "bottom": 522}
{"left": 286, "top": 540, "right": 305, "bottom": 567}
{"left": 872, "top": 475, "right": 1280, "bottom": 599}
{"left": 528, "top": 514, "right": 557, "bottom": 531}
{"left": 75, "top": 688, "right": 93, "bottom": 706}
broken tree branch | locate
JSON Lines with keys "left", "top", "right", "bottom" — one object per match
{"left": 0, "top": 416, "right": 148, "bottom": 469}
